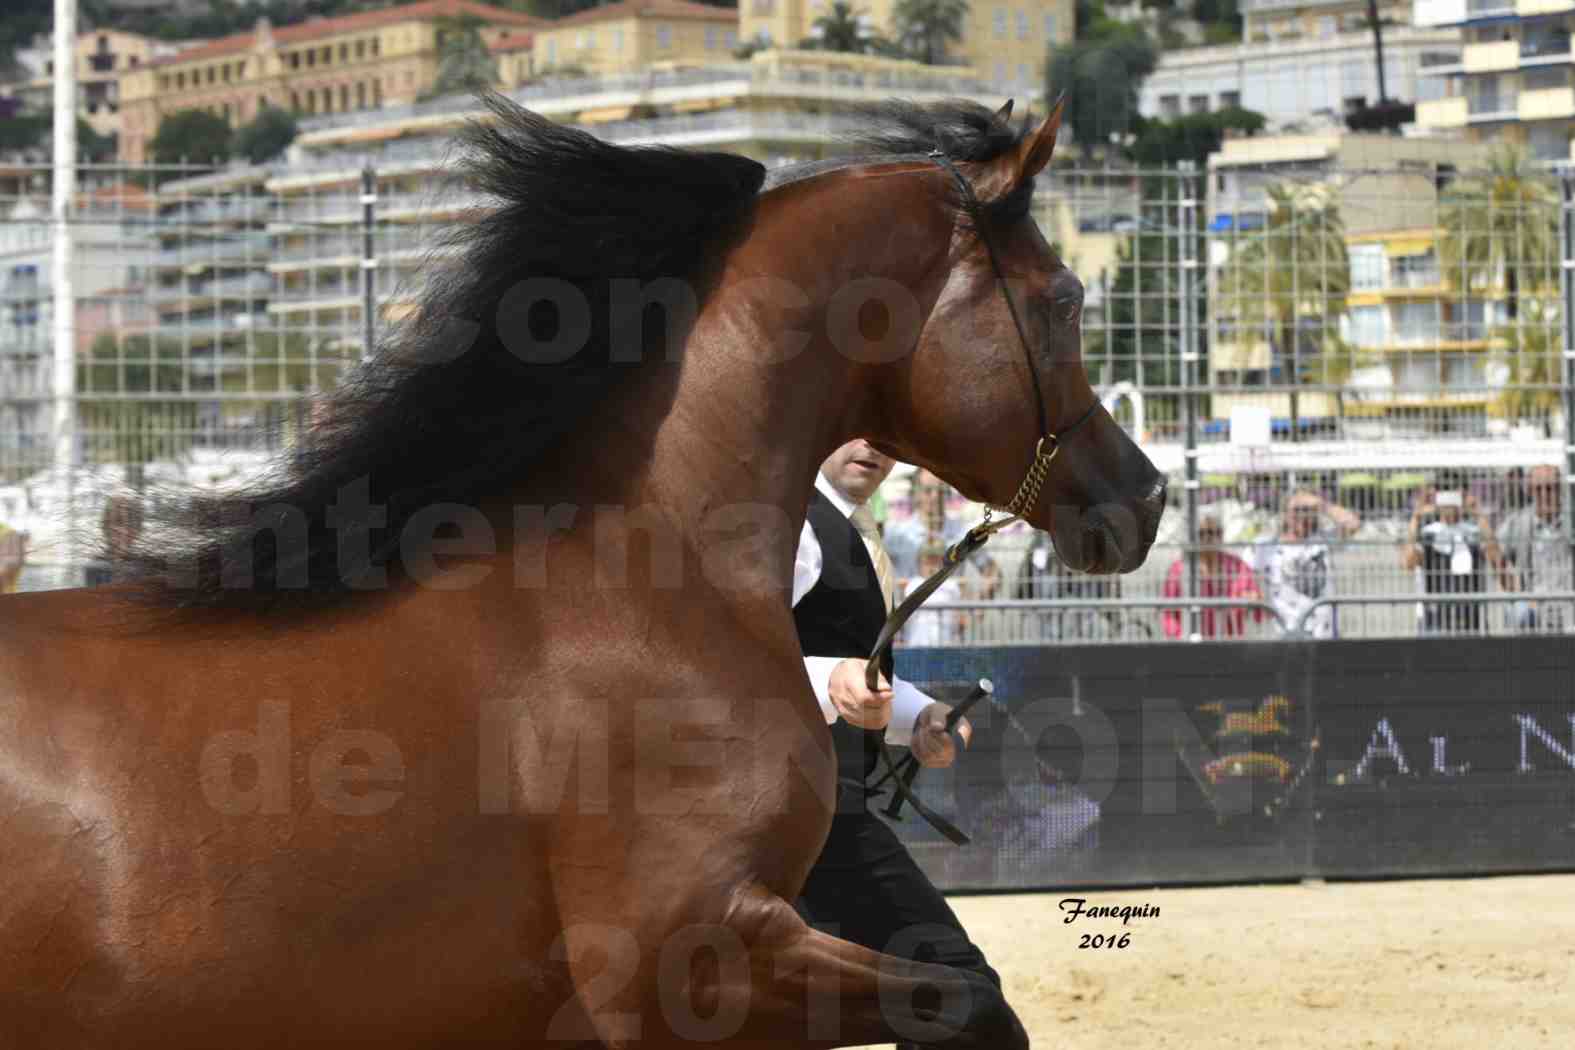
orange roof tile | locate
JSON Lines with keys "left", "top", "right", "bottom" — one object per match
{"left": 488, "top": 31, "right": 535, "bottom": 53}
{"left": 553, "top": 0, "right": 737, "bottom": 29}
{"left": 154, "top": 0, "right": 545, "bottom": 68}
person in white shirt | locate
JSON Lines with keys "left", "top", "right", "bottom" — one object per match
{"left": 790, "top": 439, "right": 1001, "bottom": 1039}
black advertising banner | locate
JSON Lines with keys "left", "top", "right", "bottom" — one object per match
{"left": 890, "top": 638, "right": 1575, "bottom": 892}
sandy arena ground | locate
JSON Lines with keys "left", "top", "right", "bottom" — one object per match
{"left": 938, "top": 874, "right": 1575, "bottom": 1050}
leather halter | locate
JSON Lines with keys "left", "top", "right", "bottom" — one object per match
{"left": 861, "top": 148, "right": 1101, "bottom": 844}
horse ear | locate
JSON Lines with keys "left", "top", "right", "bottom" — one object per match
{"left": 994, "top": 99, "right": 1015, "bottom": 125}
{"left": 1015, "top": 95, "right": 1066, "bottom": 181}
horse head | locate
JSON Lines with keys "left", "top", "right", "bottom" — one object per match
{"left": 873, "top": 100, "right": 1167, "bottom": 575}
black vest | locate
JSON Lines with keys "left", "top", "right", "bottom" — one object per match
{"left": 793, "top": 489, "right": 895, "bottom": 796}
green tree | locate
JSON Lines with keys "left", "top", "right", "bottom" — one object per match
{"left": 150, "top": 109, "right": 232, "bottom": 168}
{"left": 1045, "top": 22, "right": 1158, "bottom": 154}
{"left": 1130, "top": 108, "right": 1265, "bottom": 169}
{"left": 1216, "top": 184, "right": 1350, "bottom": 428}
{"left": 1491, "top": 298, "right": 1563, "bottom": 421}
{"left": 1438, "top": 146, "right": 1559, "bottom": 322}
{"left": 804, "top": 2, "right": 873, "bottom": 52}
{"left": 891, "top": 0, "right": 969, "bottom": 66}
{"left": 425, "top": 15, "right": 498, "bottom": 97}
{"left": 233, "top": 105, "right": 299, "bottom": 164}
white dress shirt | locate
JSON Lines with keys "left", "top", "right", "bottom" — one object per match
{"left": 794, "top": 472, "right": 934, "bottom": 747}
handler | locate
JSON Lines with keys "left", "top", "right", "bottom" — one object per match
{"left": 791, "top": 439, "right": 1001, "bottom": 1042}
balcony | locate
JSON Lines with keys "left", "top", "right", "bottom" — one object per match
{"left": 1521, "top": 86, "right": 1575, "bottom": 120}
{"left": 1519, "top": 0, "right": 1575, "bottom": 16}
{"left": 1463, "top": 39, "right": 1520, "bottom": 73}
{"left": 1467, "top": 0, "right": 1516, "bottom": 15}
{"left": 1416, "top": 95, "right": 1469, "bottom": 128}
{"left": 154, "top": 233, "right": 271, "bottom": 269}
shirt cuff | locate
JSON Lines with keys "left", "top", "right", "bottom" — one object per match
{"left": 803, "top": 656, "right": 842, "bottom": 724}
{"left": 886, "top": 675, "right": 935, "bottom": 747}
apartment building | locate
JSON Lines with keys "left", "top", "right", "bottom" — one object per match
{"left": 534, "top": 0, "right": 740, "bottom": 76}
{"left": 1142, "top": 14, "right": 1461, "bottom": 131}
{"left": 118, "top": 0, "right": 545, "bottom": 164}
{"left": 1207, "top": 131, "right": 1503, "bottom": 435}
{"left": 1, "top": 30, "right": 177, "bottom": 144}
{"left": 1412, "top": 0, "right": 1575, "bottom": 161}
{"left": 737, "top": 0, "right": 1072, "bottom": 95}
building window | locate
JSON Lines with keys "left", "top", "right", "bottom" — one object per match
{"left": 546, "top": 39, "right": 557, "bottom": 64}
{"left": 1016, "top": 10, "right": 1029, "bottom": 40}
{"left": 1392, "top": 251, "right": 1440, "bottom": 290}
{"left": 1348, "top": 305, "right": 1387, "bottom": 348}
{"left": 725, "top": 29, "right": 736, "bottom": 48}
{"left": 1188, "top": 93, "right": 1208, "bottom": 113}
{"left": 706, "top": 25, "right": 717, "bottom": 50}
{"left": 657, "top": 25, "right": 673, "bottom": 49}
{"left": 993, "top": 9, "right": 1007, "bottom": 38}
{"left": 340, "top": 84, "right": 350, "bottom": 109}
{"left": 1159, "top": 94, "right": 1180, "bottom": 117}
{"left": 753, "top": 0, "right": 775, "bottom": 12}
{"left": 339, "top": 44, "right": 349, "bottom": 61}
{"left": 373, "top": 37, "right": 381, "bottom": 57}
{"left": 307, "top": 51, "right": 315, "bottom": 67}
{"left": 356, "top": 82, "right": 366, "bottom": 108}
{"left": 1220, "top": 89, "right": 1240, "bottom": 109}
{"left": 223, "top": 65, "right": 231, "bottom": 82}
{"left": 1350, "top": 244, "right": 1385, "bottom": 291}
{"left": 614, "top": 28, "right": 624, "bottom": 51}
{"left": 994, "top": 60, "right": 1007, "bottom": 86}
{"left": 1042, "top": 13, "right": 1057, "bottom": 40}
{"left": 356, "top": 40, "right": 366, "bottom": 59}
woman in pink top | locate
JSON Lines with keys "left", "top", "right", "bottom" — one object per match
{"left": 1162, "top": 516, "right": 1264, "bottom": 639}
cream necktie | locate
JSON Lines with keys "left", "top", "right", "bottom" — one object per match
{"left": 849, "top": 504, "right": 896, "bottom": 613}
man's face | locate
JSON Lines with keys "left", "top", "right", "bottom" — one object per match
{"left": 1529, "top": 467, "right": 1561, "bottom": 520}
{"left": 1286, "top": 498, "right": 1321, "bottom": 539}
{"left": 821, "top": 439, "right": 896, "bottom": 503}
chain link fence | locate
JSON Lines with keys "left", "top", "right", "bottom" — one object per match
{"left": 2, "top": 155, "right": 1572, "bottom": 636}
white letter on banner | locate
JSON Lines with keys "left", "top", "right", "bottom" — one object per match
{"left": 1352, "top": 718, "right": 1410, "bottom": 780}
{"left": 1515, "top": 713, "right": 1575, "bottom": 774}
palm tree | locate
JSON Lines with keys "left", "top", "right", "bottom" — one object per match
{"left": 892, "top": 0, "right": 969, "bottom": 67}
{"left": 1216, "top": 183, "right": 1350, "bottom": 430}
{"left": 1438, "top": 146, "right": 1559, "bottom": 322}
{"left": 806, "top": 2, "right": 870, "bottom": 53}
{"left": 1491, "top": 298, "right": 1563, "bottom": 425}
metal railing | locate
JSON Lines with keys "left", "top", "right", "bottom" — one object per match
{"left": 3, "top": 156, "right": 1574, "bottom": 602}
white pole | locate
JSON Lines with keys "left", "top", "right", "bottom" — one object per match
{"left": 52, "top": 0, "right": 78, "bottom": 581}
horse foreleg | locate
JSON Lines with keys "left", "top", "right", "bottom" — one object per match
{"left": 699, "top": 882, "right": 1028, "bottom": 1050}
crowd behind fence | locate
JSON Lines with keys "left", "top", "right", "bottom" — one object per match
{"left": 1, "top": 156, "right": 1573, "bottom": 641}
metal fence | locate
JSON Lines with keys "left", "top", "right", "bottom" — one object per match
{"left": 2, "top": 154, "right": 1572, "bottom": 638}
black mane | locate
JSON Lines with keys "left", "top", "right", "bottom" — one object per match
{"left": 116, "top": 96, "right": 1030, "bottom": 613}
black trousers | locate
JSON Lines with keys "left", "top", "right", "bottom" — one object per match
{"left": 793, "top": 795, "right": 1000, "bottom": 986}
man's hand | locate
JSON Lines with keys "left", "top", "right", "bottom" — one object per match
{"left": 828, "top": 658, "right": 893, "bottom": 729}
{"left": 911, "top": 701, "right": 972, "bottom": 769}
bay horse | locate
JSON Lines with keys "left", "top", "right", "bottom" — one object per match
{"left": 0, "top": 96, "right": 1164, "bottom": 1047}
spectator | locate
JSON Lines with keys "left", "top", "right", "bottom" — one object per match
{"left": 1252, "top": 488, "right": 1361, "bottom": 638}
{"left": 900, "top": 540, "right": 963, "bottom": 646}
{"left": 1498, "top": 464, "right": 1571, "bottom": 633}
{"left": 1012, "top": 530, "right": 1124, "bottom": 641}
{"left": 884, "top": 469, "right": 1000, "bottom": 599}
{"left": 84, "top": 494, "right": 145, "bottom": 587}
{"left": 0, "top": 521, "right": 27, "bottom": 595}
{"left": 1162, "top": 516, "right": 1264, "bottom": 639}
{"left": 1401, "top": 473, "right": 1508, "bottom": 635}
